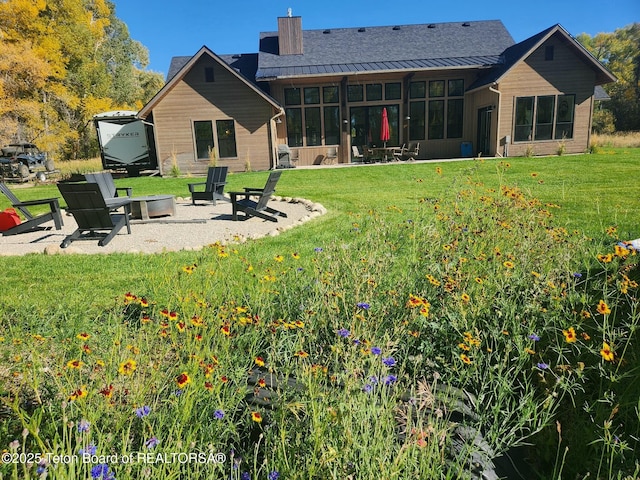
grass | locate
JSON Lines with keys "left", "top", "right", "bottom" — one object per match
{"left": 1, "top": 149, "right": 640, "bottom": 479}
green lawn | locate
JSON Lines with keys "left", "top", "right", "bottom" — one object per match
{"left": 2, "top": 150, "right": 639, "bottom": 311}
{"left": 1, "top": 149, "right": 639, "bottom": 479}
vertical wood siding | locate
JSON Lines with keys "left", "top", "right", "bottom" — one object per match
{"left": 152, "top": 56, "right": 274, "bottom": 174}
{"left": 498, "top": 33, "right": 596, "bottom": 157}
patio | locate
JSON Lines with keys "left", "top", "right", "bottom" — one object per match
{"left": 0, "top": 195, "right": 325, "bottom": 255}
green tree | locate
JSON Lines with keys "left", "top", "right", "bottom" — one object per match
{"left": 578, "top": 23, "right": 640, "bottom": 132}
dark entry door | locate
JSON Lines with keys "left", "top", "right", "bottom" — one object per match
{"left": 477, "top": 107, "right": 492, "bottom": 156}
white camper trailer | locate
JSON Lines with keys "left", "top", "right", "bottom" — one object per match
{"left": 93, "top": 111, "right": 158, "bottom": 176}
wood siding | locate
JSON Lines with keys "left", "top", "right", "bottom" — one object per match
{"left": 497, "top": 33, "right": 596, "bottom": 157}
{"left": 151, "top": 55, "right": 275, "bottom": 175}
{"left": 277, "top": 16, "right": 304, "bottom": 55}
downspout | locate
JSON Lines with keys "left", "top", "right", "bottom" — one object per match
{"left": 488, "top": 84, "right": 504, "bottom": 157}
{"left": 270, "top": 108, "right": 285, "bottom": 170}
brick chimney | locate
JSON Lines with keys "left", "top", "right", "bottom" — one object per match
{"left": 278, "top": 11, "right": 303, "bottom": 55}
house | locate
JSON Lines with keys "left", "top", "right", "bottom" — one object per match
{"left": 138, "top": 15, "right": 615, "bottom": 174}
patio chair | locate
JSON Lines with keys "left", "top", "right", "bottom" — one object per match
{"left": 324, "top": 147, "right": 338, "bottom": 164}
{"left": 84, "top": 172, "right": 132, "bottom": 208}
{"left": 0, "top": 182, "right": 63, "bottom": 235}
{"left": 351, "top": 146, "right": 364, "bottom": 162}
{"left": 229, "top": 170, "right": 287, "bottom": 222}
{"left": 392, "top": 144, "right": 406, "bottom": 162}
{"left": 402, "top": 142, "right": 420, "bottom": 161}
{"left": 188, "top": 166, "right": 229, "bottom": 205}
{"left": 362, "top": 146, "right": 375, "bottom": 163}
{"left": 57, "top": 182, "right": 131, "bottom": 247}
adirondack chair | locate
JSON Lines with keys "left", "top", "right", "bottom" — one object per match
{"left": 0, "top": 182, "right": 63, "bottom": 235}
{"left": 57, "top": 182, "right": 131, "bottom": 247}
{"left": 229, "top": 170, "right": 287, "bottom": 222}
{"left": 187, "top": 166, "right": 229, "bottom": 205}
{"left": 85, "top": 172, "right": 132, "bottom": 208}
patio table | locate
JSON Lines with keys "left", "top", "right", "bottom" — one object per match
{"left": 369, "top": 147, "right": 402, "bottom": 162}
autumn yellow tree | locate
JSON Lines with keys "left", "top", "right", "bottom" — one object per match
{"left": 0, "top": 0, "right": 163, "bottom": 159}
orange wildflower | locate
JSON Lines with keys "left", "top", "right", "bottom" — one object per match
{"left": 597, "top": 300, "right": 611, "bottom": 315}
{"left": 67, "top": 359, "right": 83, "bottom": 369}
{"left": 600, "top": 342, "right": 614, "bottom": 362}
{"left": 562, "top": 327, "right": 577, "bottom": 344}
{"left": 251, "top": 411, "right": 263, "bottom": 423}
{"left": 118, "top": 359, "right": 137, "bottom": 375}
{"left": 176, "top": 372, "right": 191, "bottom": 388}
{"left": 68, "top": 386, "right": 87, "bottom": 401}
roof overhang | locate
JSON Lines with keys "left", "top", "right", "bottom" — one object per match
{"left": 256, "top": 55, "right": 502, "bottom": 81}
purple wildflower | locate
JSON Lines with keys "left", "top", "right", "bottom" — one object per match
{"left": 537, "top": 362, "right": 549, "bottom": 370}
{"left": 528, "top": 333, "right": 541, "bottom": 342}
{"left": 338, "top": 328, "right": 351, "bottom": 338}
{"left": 357, "top": 302, "right": 370, "bottom": 310}
{"left": 268, "top": 472, "right": 280, "bottom": 480}
{"left": 77, "top": 419, "right": 90, "bottom": 433}
{"left": 370, "top": 346, "right": 382, "bottom": 355}
{"left": 314, "top": 247, "right": 323, "bottom": 253}
{"left": 382, "top": 356, "right": 396, "bottom": 367}
{"left": 363, "top": 383, "right": 373, "bottom": 393}
{"left": 144, "top": 436, "right": 159, "bottom": 449}
{"left": 79, "top": 444, "right": 97, "bottom": 456}
{"left": 369, "top": 375, "right": 378, "bottom": 385}
{"left": 384, "top": 374, "right": 397, "bottom": 385}
{"left": 90, "top": 464, "right": 115, "bottom": 480}
{"left": 214, "top": 409, "right": 225, "bottom": 420}
{"left": 135, "top": 405, "right": 151, "bottom": 418}
{"left": 240, "top": 473, "right": 251, "bottom": 480}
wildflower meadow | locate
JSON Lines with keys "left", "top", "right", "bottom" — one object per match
{"left": 1, "top": 153, "right": 639, "bottom": 479}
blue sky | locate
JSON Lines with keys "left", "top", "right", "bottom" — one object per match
{"left": 113, "top": 0, "right": 639, "bottom": 77}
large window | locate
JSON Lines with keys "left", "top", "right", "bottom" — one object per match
{"left": 409, "top": 101, "right": 426, "bottom": 141}
{"left": 284, "top": 86, "right": 340, "bottom": 147}
{"left": 216, "top": 120, "right": 237, "bottom": 158}
{"left": 305, "top": 107, "right": 321, "bottom": 146}
{"left": 535, "top": 96, "right": 555, "bottom": 140}
{"left": 194, "top": 121, "right": 214, "bottom": 160}
{"left": 514, "top": 97, "right": 534, "bottom": 142}
{"left": 514, "top": 94, "right": 575, "bottom": 142}
{"left": 555, "top": 95, "right": 575, "bottom": 140}
{"left": 285, "top": 108, "right": 303, "bottom": 147}
{"left": 421, "top": 79, "right": 464, "bottom": 140}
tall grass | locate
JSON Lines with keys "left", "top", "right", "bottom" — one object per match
{"left": 1, "top": 151, "right": 640, "bottom": 479}
{"left": 592, "top": 131, "right": 640, "bottom": 149}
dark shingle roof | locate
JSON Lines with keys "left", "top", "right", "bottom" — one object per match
{"left": 167, "top": 53, "right": 260, "bottom": 85}
{"left": 256, "top": 20, "right": 514, "bottom": 80}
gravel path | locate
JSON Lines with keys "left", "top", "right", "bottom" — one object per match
{"left": 0, "top": 196, "right": 326, "bottom": 256}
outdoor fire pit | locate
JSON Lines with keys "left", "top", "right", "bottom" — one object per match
{"left": 130, "top": 195, "right": 176, "bottom": 221}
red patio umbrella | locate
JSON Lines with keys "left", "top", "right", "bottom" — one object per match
{"left": 380, "top": 107, "right": 390, "bottom": 147}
